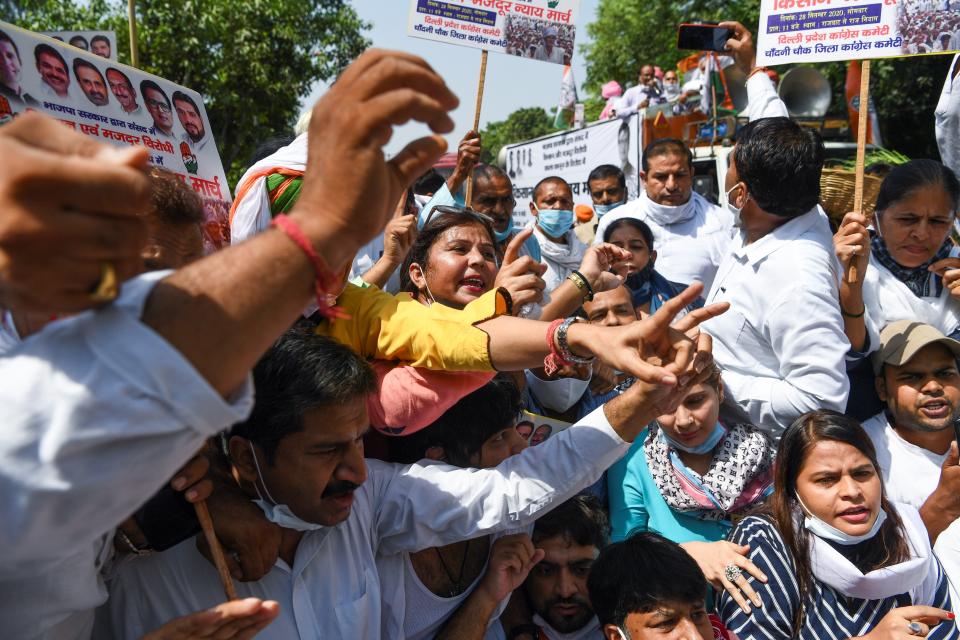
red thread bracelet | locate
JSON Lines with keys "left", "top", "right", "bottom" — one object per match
{"left": 543, "top": 318, "right": 570, "bottom": 376}
{"left": 270, "top": 214, "right": 347, "bottom": 320}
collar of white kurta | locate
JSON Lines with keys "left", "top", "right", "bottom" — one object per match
{"left": 532, "top": 614, "right": 602, "bottom": 640}
{"left": 808, "top": 501, "right": 933, "bottom": 600}
{"left": 730, "top": 205, "right": 826, "bottom": 265}
{"left": 530, "top": 222, "right": 588, "bottom": 270}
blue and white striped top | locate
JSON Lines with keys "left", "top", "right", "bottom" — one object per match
{"left": 718, "top": 515, "right": 958, "bottom": 640}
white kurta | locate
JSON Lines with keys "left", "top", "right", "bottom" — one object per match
{"left": 531, "top": 224, "right": 589, "bottom": 295}
{"left": 103, "top": 408, "right": 629, "bottom": 640}
{"left": 936, "top": 54, "right": 960, "bottom": 185}
{"left": 702, "top": 206, "right": 850, "bottom": 437}
{"left": 0, "top": 271, "right": 255, "bottom": 640}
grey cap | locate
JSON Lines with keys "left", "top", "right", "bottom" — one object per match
{"left": 872, "top": 320, "right": 960, "bottom": 375}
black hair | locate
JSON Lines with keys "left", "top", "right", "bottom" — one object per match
{"left": 105, "top": 66, "right": 132, "bottom": 88}
{"left": 0, "top": 31, "right": 20, "bottom": 63}
{"left": 876, "top": 159, "right": 960, "bottom": 213}
{"left": 414, "top": 169, "right": 446, "bottom": 195}
{"left": 587, "top": 164, "right": 626, "bottom": 191}
{"left": 533, "top": 175, "right": 571, "bottom": 202}
{"left": 230, "top": 328, "right": 376, "bottom": 464}
{"left": 399, "top": 207, "right": 496, "bottom": 300}
{"left": 473, "top": 164, "right": 511, "bottom": 185}
{"left": 757, "top": 409, "right": 909, "bottom": 634}
{"left": 68, "top": 35, "right": 88, "bottom": 50}
{"left": 603, "top": 217, "right": 655, "bottom": 251}
{"left": 733, "top": 117, "right": 824, "bottom": 218}
{"left": 34, "top": 43, "right": 66, "bottom": 69}
{"left": 588, "top": 532, "right": 707, "bottom": 629}
{"left": 532, "top": 494, "right": 609, "bottom": 550}
{"left": 139, "top": 79, "right": 170, "bottom": 106}
{"left": 172, "top": 90, "right": 200, "bottom": 114}
{"left": 387, "top": 374, "right": 522, "bottom": 467}
{"left": 90, "top": 35, "right": 110, "bottom": 49}
{"left": 72, "top": 57, "right": 104, "bottom": 80}
{"left": 641, "top": 138, "right": 693, "bottom": 172}
{"left": 246, "top": 135, "right": 295, "bottom": 167}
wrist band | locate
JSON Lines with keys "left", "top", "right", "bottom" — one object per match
{"left": 567, "top": 270, "right": 594, "bottom": 301}
{"left": 270, "top": 214, "right": 347, "bottom": 320}
{"left": 544, "top": 318, "right": 569, "bottom": 376}
{"left": 840, "top": 304, "right": 865, "bottom": 318}
{"left": 556, "top": 317, "right": 596, "bottom": 365}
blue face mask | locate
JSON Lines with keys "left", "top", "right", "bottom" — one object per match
{"left": 594, "top": 200, "right": 625, "bottom": 217}
{"left": 659, "top": 421, "right": 727, "bottom": 454}
{"left": 534, "top": 203, "right": 574, "bottom": 239}
{"left": 493, "top": 217, "right": 514, "bottom": 243}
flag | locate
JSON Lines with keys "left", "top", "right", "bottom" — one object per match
{"left": 554, "top": 65, "right": 578, "bottom": 129}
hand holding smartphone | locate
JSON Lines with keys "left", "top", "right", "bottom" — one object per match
{"left": 677, "top": 23, "right": 735, "bottom": 52}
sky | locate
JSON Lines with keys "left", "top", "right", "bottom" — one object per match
{"left": 302, "top": 0, "right": 601, "bottom": 157}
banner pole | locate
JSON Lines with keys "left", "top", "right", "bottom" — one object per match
{"left": 465, "top": 49, "right": 488, "bottom": 208}
{"left": 846, "top": 59, "right": 871, "bottom": 284}
{"left": 194, "top": 500, "right": 238, "bottom": 600}
{"left": 127, "top": 0, "right": 140, "bottom": 68}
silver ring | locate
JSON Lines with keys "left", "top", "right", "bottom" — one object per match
{"left": 908, "top": 621, "right": 925, "bottom": 636}
{"left": 724, "top": 564, "right": 743, "bottom": 582}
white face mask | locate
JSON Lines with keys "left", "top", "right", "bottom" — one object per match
{"left": 797, "top": 493, "right": 887, "bottom": 545}
{"left": 248, "top": 442, "right": 325, "bottom": 532}
{"left": 725, "top": 183, "right": 745, "bottom": 228}
{"left": 525, "top": 369, "right": 591, "bottom": 412}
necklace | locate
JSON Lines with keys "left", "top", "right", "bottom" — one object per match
{"left": 434, "top": 540, "right": 471, "bottom": 597}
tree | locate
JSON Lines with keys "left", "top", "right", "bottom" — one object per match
{"left": 480, "top": 106, "right": 555, "bottom": 165}
{"left": 4, "top": 0, "right": 370, "bottom": 184}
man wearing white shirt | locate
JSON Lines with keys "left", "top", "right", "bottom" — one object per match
{"left": 534, "top": 26, "right": 566, "bottom": 64}
{"left": 594, "top": 139, "right": 733, "bottom": 294}
{"left": 702, "top": 115, "right": 850, "bottom": 438}
{"left": 529, "top": 176, "right": 588, "bottom": 294}
{"left": 864, "top": 320, "right": 960, "bottom": 607}
{"left": 0, "top": 49, "right": 462, "bottom": 640}
{"left": 936, "top": 53, "right": 960, "bottom": 178}
{"left": 612, "top": 65, "right": 665, "bottom": 118}
{"left": 105, "top": 292, "right": 713, "bottom": 640}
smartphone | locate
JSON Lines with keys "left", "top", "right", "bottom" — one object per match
{"left": 677, "top": 24, "right": 734, "bottom": 52}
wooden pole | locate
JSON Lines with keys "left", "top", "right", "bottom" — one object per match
{"left": 127, "top": 0, "right": 140, "bottom": 68}
{"left": 464, "top": 49, "right": 489, "bottom": 208}
{"left": 194, "top": 500, "right": 238, "bottom": 600}
{"left": 846, "top": 59, "right": 871, "bottom": 284}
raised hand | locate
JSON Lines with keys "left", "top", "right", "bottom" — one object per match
{"left": 476, "top": 533, "right": 545, "bottom": 604}
{"left": 494, "top": 227, "right": 547, "bottom": 312}
{"left": 0, "top": 112, "right": 151, "bottom": 312}
{"left": 929, "top": 257, "right": 960, "bottom": 300}
{"left": 834, "top": 212, "right": 872, "bottom": 285}
{"left": 290, "top": 50, "right": 459, "bottom": 270}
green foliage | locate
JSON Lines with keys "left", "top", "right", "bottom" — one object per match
{"left": 581, "top": 0, "right": 759, "bottom": 93}
{"left": 480, "top": 106, "right": 555, "bottom": 165}
{"left": 3, "top": 0, "right": 370, "bottom": 185}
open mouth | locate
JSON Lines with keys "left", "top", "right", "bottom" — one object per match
{"left": 836, "top": 505, "right": 870, "bottom": 524}
{"left": 459, "top": 276, "right": 486, "bottom": 293}
{"left": 920, "top": 399, "right": 951, "bottom": 419}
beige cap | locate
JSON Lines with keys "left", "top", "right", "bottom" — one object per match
{"left": 872, "top": 320, "right": 960, "bottom": 375}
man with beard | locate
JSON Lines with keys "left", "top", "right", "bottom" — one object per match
{"left": 865, "top": 320, "right": 960, "bottom": 604}
{"left": 173, "top": 90, "right": 209, "bottom": 151}
{"left": 72, "top": 58, "right": 109, "bottom": 107}
{"left": 505, "top": 496, "right": 608, "bottom": 640}
{"left": 90, "top": 34, "right": 111, "bottom": 59}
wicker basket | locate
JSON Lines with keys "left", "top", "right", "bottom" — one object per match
{"left": 820, "top": 168, "right": 882, "bottom": 228}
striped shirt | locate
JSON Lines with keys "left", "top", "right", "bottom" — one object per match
{"left": 719, "top": 515, "right": 958, "bottom": 640}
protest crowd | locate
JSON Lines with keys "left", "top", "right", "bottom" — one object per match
{"left": 4, "top": 11, "right": 960, "bottom": 640}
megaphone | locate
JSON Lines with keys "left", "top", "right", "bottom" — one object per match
{"left": 778, "top": 67, "right": 832, "bottom": 118}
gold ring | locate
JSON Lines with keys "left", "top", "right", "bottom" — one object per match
{"left": 89, "top": 262, "right": 118, "bottom": 302}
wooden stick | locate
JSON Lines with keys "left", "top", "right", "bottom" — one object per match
{"left": 127, "top": 0, "right": 140, "bottom": 68}
{"left": 464, "top": 49, "right": 489, "bottom": 208}
{"left": 847, "top": 59, "right": 871, "bottom": 284}
{"left": 194, "top": 500, "right": 238, "bottom": 601}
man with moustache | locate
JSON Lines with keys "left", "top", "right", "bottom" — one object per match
{"left": 106, "top": 67, "right": 142, "bottom": 116}
{"left": 173, "top": 90, "right": 209, "bottom": 151}
{"left": 34, "top": 43, "right": 71, "bottom": 100}
{"left": 90, "top": 34, "right": 111, "bottom": 59}
{"left": 73, "top": 58, "right": 109, "bottom": 107}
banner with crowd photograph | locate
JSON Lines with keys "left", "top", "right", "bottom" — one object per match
{"left": 501, "top": 112, "right": 641, "bottom": 228}
{"left": 0, "top": 22, "right": 231, "bottom": 250}
{"left": 516, "top": 410, "right": 572, "bottom": 446}
{"left": 756, "top": 0, "right": 960, "bottom": 65}
{"left": 407, "top": 0, "right": 581, "bottom": 66}
{"left": 41, "top": 30, "right": 117, "bottom": 60}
